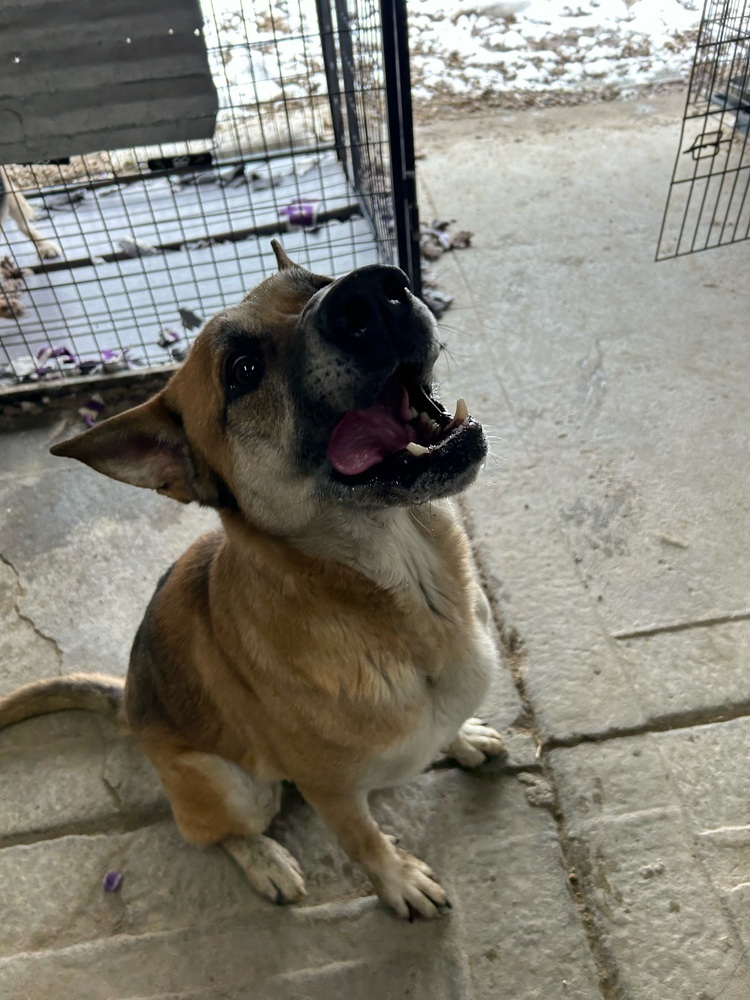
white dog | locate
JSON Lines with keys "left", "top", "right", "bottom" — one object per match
{"left": 0, "top": 166, "right": 60, "bottom": 260}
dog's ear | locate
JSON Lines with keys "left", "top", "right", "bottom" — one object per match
{"left": 271, "top": 239, "right": 295, "bottom": 271}
{"left": 50, "top": 394, "right": 194, "bottom": 503}
{"left": 270, "top": 239, "right": 333, "bottom": 292}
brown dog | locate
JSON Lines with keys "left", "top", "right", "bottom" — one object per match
{"left": 0, "top": 243, "right": 504, "bottom": 919}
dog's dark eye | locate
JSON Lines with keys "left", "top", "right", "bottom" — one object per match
{"left": 228, "top": 353, "right": 264, "bottom": 393}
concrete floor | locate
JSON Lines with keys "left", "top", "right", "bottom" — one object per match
{"left": 1, "top": 90, "right": 749, "bottom": 998}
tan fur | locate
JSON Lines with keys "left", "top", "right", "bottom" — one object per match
{"left": 0, "top": 166, "right": 61, "bottom": 260}
{"left": 4, "top": 245, "right": 505, "bottom": 919}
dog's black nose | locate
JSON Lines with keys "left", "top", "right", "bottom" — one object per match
{"left": 316, "top": 265, "right": 412, "bottom": 355}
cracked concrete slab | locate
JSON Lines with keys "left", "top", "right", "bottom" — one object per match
{"left": 548, "top": 734, "right": 750, "bottom": 1000}
{"left": 616, "top": 621, "right": 750, "bottom": 726}
{"left": 0, "top": 713, "right": 165, "bottom": 843}
{"left": 0, "top": 554, "right": 61, "bottom": 693}
{"left": 0, "top": 762, "right": 601, "bottom": 997}
{"left": 656, "top": 717, "right": 750, "bottom": 952}
{"left": 0, "top": 466, "right": 217, "bottom": 684}
{"left": 0, "top": 904, "right": 473, "bottom": 1000}
{"left": 515, "top": 364, "right": 750, "bottom": 638}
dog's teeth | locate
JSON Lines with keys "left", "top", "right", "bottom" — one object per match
{"left": 417, "top": 412, "right": 442, "bottom": 440}
{"left": 454, "top": 398, "right": 469, "bottom": 422}
{"left": 406, "top": 442, "right": 430, "bottom": 456}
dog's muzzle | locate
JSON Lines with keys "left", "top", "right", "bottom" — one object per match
{"left": 299, "top": 263, "right": 487, "bottom": 503}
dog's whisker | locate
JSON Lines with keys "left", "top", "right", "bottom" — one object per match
{"left": 485, "top": 451, "right": 506, "bottom": 469}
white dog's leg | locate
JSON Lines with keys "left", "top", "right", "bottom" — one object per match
{"left": 444, "top": 717, "right": 505, "bottom": 769}
{"left": 6, "top": 188, "right": 61, "bottom": 259}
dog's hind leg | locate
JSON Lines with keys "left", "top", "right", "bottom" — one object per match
{"left": 222, "top": 833, "right": 306, "bottom": 905}
{"left": 145, "top": 743, "right": 306, "bottom": 904}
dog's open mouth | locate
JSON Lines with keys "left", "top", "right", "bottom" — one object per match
{"left": 326, "top": 373, "right": 482, "bottom": 486}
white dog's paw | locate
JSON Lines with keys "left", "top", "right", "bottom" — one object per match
{"left": 36, "top": 239, "right": 61, "bottom": 260}
{"left": 445, "top": 717, "right": 506, "bottom": 769}
{"left": 373, "top": 846, "right": 450, "bottom": 921}
{"left": 223, "top": 833, "right": 306, "bottom": 905}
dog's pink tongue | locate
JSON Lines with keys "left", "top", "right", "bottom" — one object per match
{"left": 328, "top": 397, "right": 416, "bottom": 476}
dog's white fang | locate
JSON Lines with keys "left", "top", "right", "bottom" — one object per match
{"left": 454, "top": 398, "right": 469, "bottom": 422}
{"left": 406, "top": 442, "right": 430, "bottom": 457}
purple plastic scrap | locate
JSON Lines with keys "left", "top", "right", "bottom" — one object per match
{"left": 280, "top": 201, "right": 318, "bottom": 229}
{"left": 79, "top": 394, "right": 105, "bottom": 427}
{"left": 158, "top": 326, "right": 182, "bottom": 348}
{"left": 103, "top": 870, "right": 123, "bottom": 893}
{"left": 34, "top": 345, "right": 78, "bottom": 376}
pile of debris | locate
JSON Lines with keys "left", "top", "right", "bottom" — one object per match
{"left": 420, "top": 219, "right": 474, "bottom": 318}
{"left": 0, "top": 257, "right": 31, "bottom": 320}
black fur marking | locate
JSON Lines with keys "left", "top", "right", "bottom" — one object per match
{"left": 126, "top": 547, "right": 217, "bottom": 742}
{"left": 185, "top": 441, "right": 239, "bottom": 511}
{"left": 213, "top": 474, "right": 239, "bottom": 512}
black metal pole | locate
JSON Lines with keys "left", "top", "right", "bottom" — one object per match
{"left": 334, "top": 0, "right": 365, "bottom": 189}
{"left": 315, "top": 0, "right": 349, "bottom": 173}
{"left": 380, "top": 0, "right": 421, "bottom": 298}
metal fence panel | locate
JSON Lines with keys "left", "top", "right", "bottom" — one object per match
{"left": 0, "top": 0, "right": 421, "bottom": 397}
{"left": 658, "top": 0, "right": 750, "bottom": 259}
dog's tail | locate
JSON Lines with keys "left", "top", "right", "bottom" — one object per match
{"left": 0, "top": 673, "right": 126, "bottom": 731}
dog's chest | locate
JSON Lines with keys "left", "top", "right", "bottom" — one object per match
{"left": 356, "top": 532, "right": 499, "bottom": 791}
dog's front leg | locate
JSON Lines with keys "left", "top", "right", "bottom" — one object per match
{"left": 301, "top": 788, "right": 449, "bottom": 920}
{"left": 443, "top": 718, "right": 506, "bottom": 769}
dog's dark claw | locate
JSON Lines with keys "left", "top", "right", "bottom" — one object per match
{"left": 444, "top": 898, "right": 453, "bottom": 910}
{"left": 269, "top": 879, "right": 284, "bottom": 905}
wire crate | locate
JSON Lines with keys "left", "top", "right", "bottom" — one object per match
{"left": 0, "top": 0, "right": 420, "bottom": 394}
{"left": 658, "top": 0, "right": 750, "bottom": 259}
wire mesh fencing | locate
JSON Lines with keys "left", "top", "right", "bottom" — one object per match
{"left": 658, "top": 0, "right": 750, "bottom": 259}
{"left": 0, "top": 0, "right": 419, "bottom": 394}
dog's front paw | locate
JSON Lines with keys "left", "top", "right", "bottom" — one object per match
{"left": 373, "top": 846, "right": 450, "bottom": 920}
{"left": 223, "top": 833, "right": 307, "bottom": 905}
{"left": 445, "top": 717, "right": 506, "bottom": 769}
{"left": 36, "top": 240, "right": 61, "bottom": 260}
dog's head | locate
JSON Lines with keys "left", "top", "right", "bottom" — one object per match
{"left": 52, "top": 243, "right": 487, "bottom": 533}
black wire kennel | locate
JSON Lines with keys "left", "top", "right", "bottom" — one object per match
{"left": 657, "top": 0, "right": 750, "bottom": 259}
{"left": 0, "top": 0, "right": 420, "bottom": 393}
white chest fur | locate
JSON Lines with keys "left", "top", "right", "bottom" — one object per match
{"left": 362, "top": 597, "right": 498, "bottom": 790}
{"left": 345, "top": 505, "right": 500, "bottom": 791}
